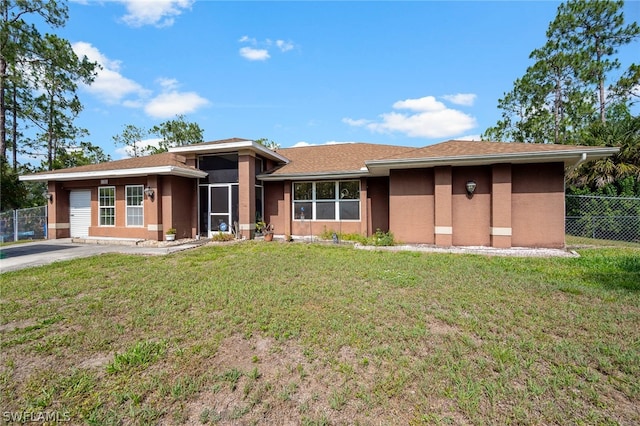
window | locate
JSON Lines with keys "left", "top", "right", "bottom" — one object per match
{"left": 293, "top": 181, "right": 360, "bottom": 221}
{"left": 126, "top": 185, "right": 144, "bottom": 227}
{"left": 98, "top": 187, "right": 115, "bottom": 226}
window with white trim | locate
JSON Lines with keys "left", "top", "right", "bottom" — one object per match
{"left": 293, "top": 181, "right": 360, "bottom": 221}
{"left": 126, "top": 185, "right": 144, "bottom": 227}
{"left": 98, "top": 187, "right": 115, "bottom": 226}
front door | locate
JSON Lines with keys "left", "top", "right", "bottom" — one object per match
{"left": 205, "top": 184, "right": 238, "bottom": 237}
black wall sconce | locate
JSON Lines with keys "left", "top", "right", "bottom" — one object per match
{"left": 144, "top": 186, "right": 155, "bottom": 200}
{"left": 465, "top": 180, "right": 477, "bottom": 197}
{"left": 42, "top": 190, "right": 53, "bottom": 203}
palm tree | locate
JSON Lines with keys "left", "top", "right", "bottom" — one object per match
{"left": 568, "top": 115, "right": 640, "bottom": 191}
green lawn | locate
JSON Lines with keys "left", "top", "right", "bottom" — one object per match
{"left": 1, "top": 241, "right": 639, "bottom": 425}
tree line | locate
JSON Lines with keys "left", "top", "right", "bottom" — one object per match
{"left": 483, "top": 0, "right": 640, "bottom": 196}
{"left": 2, "top": 0, "right": 639, "bottom": 212}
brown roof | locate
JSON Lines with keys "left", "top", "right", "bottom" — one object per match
{"left": 269, "top": 143, "right": 415, "bottom": 176}
{"left": 29, "top": 152, "right": 197, "bottom": 175}
{"left": 382, "top": 140, "right": 608, "bottom": 160}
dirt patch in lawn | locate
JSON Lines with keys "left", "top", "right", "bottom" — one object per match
{"left": 179, "top": 333, "right": 421, "bottom": 425}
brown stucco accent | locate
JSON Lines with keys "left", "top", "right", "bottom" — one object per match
{"left": 512, "top": 163, "right": 565, "bottom": 248}
{"left": 389, "top": 169, "right": 435, "bottom": 244}
{"left": 367, "top": 177, "right": 390, "bottom": 235}
{"left": 264, "top": 181, "right": 286, "bottom": 236}
{"left": 451, "top": 166, "right": 491, "bottom": 247}
{"left": 238, "top": 151, "right": 257, "bottom": 239}
{"left": 47, "top": 181, "right": 70, "bottom": 239}
{"left": 434, "top": 167, "right": 453, "bottom": 246}
{"left": 491, "top": 164, "right": 512, "bottom": 248}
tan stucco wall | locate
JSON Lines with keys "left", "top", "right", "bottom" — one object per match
{"left": 512, "top": 163, "right": 565, "bottom": 248}
{"left": 388, "top": 169, "right": 435, "bottom": 244}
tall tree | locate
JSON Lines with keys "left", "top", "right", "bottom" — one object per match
{"left": 50, "top": 141, "right": 110, "bottom": 169}
{"left": 483, "top": 0, "right": 639, "bottom": 144}
{"left": 112, "top": 124, "right": 149, "bottom": 158}
{"left": 25, "top": 34, "right": 97, "bottom": 170}
{"left": 149, "top": 115, "right": 204, "bottom": 153}
{"left": 1, "top": 0, "right": 68, "bottom": 163}
{"left": 548, "top": 0, "right": 640, "bottom": 123}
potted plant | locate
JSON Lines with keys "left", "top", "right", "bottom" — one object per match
{"left": 255, "top": 221, "right": 275, "bottom": 241}
{"left": 165, "top": 228, "right": 176, "bottom": 241}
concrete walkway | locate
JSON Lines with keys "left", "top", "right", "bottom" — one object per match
{"left": 0, "top": 238, "right": 207, "bottom": 273}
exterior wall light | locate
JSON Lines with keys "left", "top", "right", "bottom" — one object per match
{"left": 465, "top": 180, "right": 477, "bottom": 196}
{"left": 144, "top": 186, "right": 155, "bottom": 200}
{"left": 42, "top": 191, "right": 53, "bottom": 202}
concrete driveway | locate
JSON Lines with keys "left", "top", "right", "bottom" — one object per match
{"left": 0, "top": 238, "right": 204, "bottom": 273}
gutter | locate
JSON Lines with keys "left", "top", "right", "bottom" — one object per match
{"left": 19, "top": 165, "right": 208, "bottom": 182}
{"left": 258, "top": 170, "right": 370, "bottom": 181}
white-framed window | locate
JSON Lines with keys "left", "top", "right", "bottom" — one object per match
{"left": 293, "top": 181, "right": 360, "bottom": 221}
{"left": 126, "top": 185, "right": 144, "bottom": 227}
{"left": 98, "top": 186, "right": 115, "bottom": 226}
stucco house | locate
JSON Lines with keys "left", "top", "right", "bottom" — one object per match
{"left": 20, "top": 138, "right": 617, "bottom": 248}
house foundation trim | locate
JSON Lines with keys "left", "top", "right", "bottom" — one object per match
{"left": 490, "top": 227, "right": 512, "bottom": 236}
{"left": 239, "top": 223, "right": 255, "bottom": 231}
{"left": 49, "top": 223, "right": 70, "bottom": 229}
{"left": 147, "top": 224, "right": 163, "bottom": 232}
{"left": 434, "top": 226, "right": 453, "bottom": 235}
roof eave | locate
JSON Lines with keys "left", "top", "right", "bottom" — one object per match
{"left": 169, "top": 140, "right": 290, "bottom": 164}
{"left": 19, "top": 166, "right": 208, "bottom": 182}
{"left": 258, "top": 170, "right": 370, "bottom": 181}
{"left": 365, "top": 148, "right": 620, "bottom": 174}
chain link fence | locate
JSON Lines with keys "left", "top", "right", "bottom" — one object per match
{"left": 566, "top": 195, "right": 640, "bottom": 243}
{"left": 0, "top": 206, "right": 48, "bottom": 243}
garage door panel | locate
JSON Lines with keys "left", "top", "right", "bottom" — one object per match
{"left": 70, "top": 190, "right": 91, "bottom": 238}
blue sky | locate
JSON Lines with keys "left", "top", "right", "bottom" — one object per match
{"left": 57, "top": 0, "right": 640, "bottom": 159}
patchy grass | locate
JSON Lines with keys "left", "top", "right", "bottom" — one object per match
{"left": 1, "top": 241, "right": 639, "bottom": 424}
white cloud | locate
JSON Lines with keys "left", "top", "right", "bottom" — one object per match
{"left": 276, "top": 40, "right": 294, "bottom": 52}
{"left": 119, "top": 0, "right": 194, "bottom": 28}
{"left": 239, "top": 47, "right": 270, "bottom": 61}
{"left": 72, "top": 42, "right": 150, "bottom": 104}
{"left": 156, "top": 77, "right": 180, "bottom": 91}
{"left": 238, "top": 36, "right": 296, "bottom": 61}
{"left": 73, "top": 43, "right": 209, "bottom": 119}
{"left": 144, "top": 90, "right": 209, "bottom": 119}
{"left": 344, "top": 95, "right": 477, "bottom": 139}
{"left": 239, "top": 35, "right": 256, "bottom": 44}
{"left": 342, "top": 118, "right": 371, "bottom": 127}
{"left": 441, "top": 93, "right": 477, "bottom": 106}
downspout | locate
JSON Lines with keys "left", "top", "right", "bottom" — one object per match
{"left": 566, "top": 152, "right": 587, "bottom": 177}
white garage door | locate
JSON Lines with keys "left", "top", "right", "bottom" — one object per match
{"left": 70, "top": 190, "right": 91, "bottom": 238}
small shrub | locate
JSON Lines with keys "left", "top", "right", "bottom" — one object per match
{"left": 212, "top": 231, "right": 235, "bottom": 242}
{"left": 368, "top": 229, "right": 395, "bottom": 246}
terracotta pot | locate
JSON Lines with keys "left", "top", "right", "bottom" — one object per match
{"left": 264, "top": 232, "right": 274, "bottom": 242}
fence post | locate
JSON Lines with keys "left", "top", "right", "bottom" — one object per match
{"left": 13, "top": 209, "right": 18, "bottom": 242}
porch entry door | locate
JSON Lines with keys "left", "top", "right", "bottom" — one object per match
{"left": 208, "top": 184, "right": 238, "bottom": 237}
{"left": 69, "top": 190, "right": 91, "bottom": 238}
